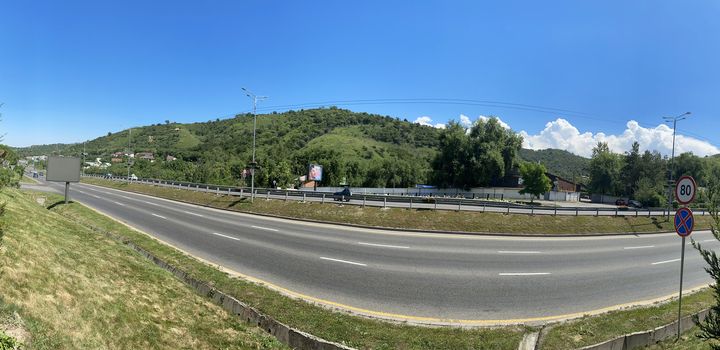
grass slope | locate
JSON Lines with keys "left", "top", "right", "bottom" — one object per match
{"left": 43, "top": 190, "right": 527, "bottom": 349}
{"left": 0, "top": 189, "right": 286, "bottom": 349}
{"left": 82, "top": 177, "right": 712, "bottom": 235}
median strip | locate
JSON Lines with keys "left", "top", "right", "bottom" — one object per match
{"left": 320, "top": 257, "right": 368, "bottom": 267}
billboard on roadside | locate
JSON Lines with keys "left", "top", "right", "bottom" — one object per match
{"left": 308, "top": 164, "right": 323, "bottom": 182}
{"left": 46, "top": 156, "right": 81, "bottom": 182}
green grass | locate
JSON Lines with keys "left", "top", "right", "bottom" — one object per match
{"left": 19, "top": 176, "right": 38, "bottom": 184}
{"left": 40, "top": 189, "right": 528, "bottom": 350}
{"left": 540, "top": 290, "right": 714, "bottom": 349}
{"left": 644, "top": 326, "right": 717, "bottom": 349}
{"left": 81, "top": 177, "right": 713, "bottom": 235}
{"left": 0, "top": 189, "right": 286, "bottom": 350}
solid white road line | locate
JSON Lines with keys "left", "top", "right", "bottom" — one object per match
{"left": 320, "top": 257, "right": 367, "bottom": 266}
{"left": 358, "top": 242, "right": 410, "bottom": 249}
{"left": 498, "top": 272, "right": 551, "bottom": 276}
{"left": 252, "top": 225, "right": 279, "bottom": 232}
{"left": 623, "top": 245, "right": 655, "bottom": 250}
{"left": 144, "top": 201, "right": 160, "bottom": 206}
{"left": 151, "top": 213, "right": 167, "bottom": 219}
{"left": 183, "top": 210, "right": 204, "bottom": 217}
{"left": 113, "top": 201, "right": 125, "bottom": 206}
{"left": 497, "top": 250, "right": 541, "bottom": 254}
{"left": 652, "top": 258, "right": 681, "bottom": 265}
{"left": 210, "top": 232, "right": 241, "bottom": 241}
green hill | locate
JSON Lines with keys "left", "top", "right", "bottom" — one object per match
{"left": 519, "top": 148, "right": 590, "bottom": 182}
{"left": 16, "top": 108, "right": 442, "bottom": 187}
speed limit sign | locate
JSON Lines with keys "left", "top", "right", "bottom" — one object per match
{"left": 675, "top": 175, "right": 697, "bottom": 205}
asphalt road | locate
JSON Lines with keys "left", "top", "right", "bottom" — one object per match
{"left": 24, "top": 177, "right": 716, "bottom": 325}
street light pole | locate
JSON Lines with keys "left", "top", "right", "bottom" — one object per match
{"left": 663, "top": 112, "right": 691, "bottom": 218}
{"left": 127, "top": 128, "right": 132, "bottom": 184}
{"left": 241, "top": 87, "right": 268, "bottom": 203}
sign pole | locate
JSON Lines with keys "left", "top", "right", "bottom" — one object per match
{"left": 677, "top": 235, "right": 685, "bottom": 339}
{"left": 65, "top": 181, "right": 70, "bottom": 204}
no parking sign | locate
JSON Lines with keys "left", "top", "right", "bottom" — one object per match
{"left": 674, "top": 207, "right": 694, "bottom": 237}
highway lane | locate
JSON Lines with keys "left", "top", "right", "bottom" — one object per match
{"left": 24, "top": 179, "right": 717, "bottom": 325}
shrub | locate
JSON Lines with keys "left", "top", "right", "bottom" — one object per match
{"left": 0, "top": 332, "right": 19, "bottom": 350}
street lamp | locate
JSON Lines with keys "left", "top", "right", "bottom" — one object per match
{"left": 663, "top": 112, "right": 691, "bottom": 217}
{"left": 127, "top": 128, "right": 132, "bottom": 184}
{"left": 241, "top": 87, "right": 268, "bottom": 203}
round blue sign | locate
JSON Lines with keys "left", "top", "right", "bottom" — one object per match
{"left": 674, "top": 207, "right": 694, "bottom": 237}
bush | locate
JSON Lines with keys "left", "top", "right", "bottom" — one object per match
{"left": 0, "top": 332, "right": 20, "bottom": 350}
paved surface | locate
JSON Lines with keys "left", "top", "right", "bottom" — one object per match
{"left": 23, "top": 177, "right": 716, "bottom": 325}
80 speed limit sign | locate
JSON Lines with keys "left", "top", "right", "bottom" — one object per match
{"left": 675, "top": 175, "right": 697, "bottom": 205}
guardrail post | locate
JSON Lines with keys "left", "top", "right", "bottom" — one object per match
{"left": 635, "top": 209, "right": 638, "bottom": 217}
{"left": 434, "top": 200, "right": 437, "bottom": 210}
{"left": 648, "top": 209, "right": 651, "bottom": 217}
{"left": 482, "top": 203, "right": 485, "bottom": 213}
{"left": 596, "top": 208, "right": 599, "bottom": 217}
{"left": 506, "top": 203, "right": 510, "bottom": 215}
{"left": 322, "top": 193, "right": 325, "bottom": 204}
{"left": 228, "top": 187, "right": 231, "bottom": 196}
{"left": 285, "top": 191, "right": 288, "bottom": 201}
{"left": 216, "top": 187, "right": 220, "bottom": 195}
{"left": 409, "top": 198, "right": 413, "bottom": 210}
{"left": 458, "top": 200, "right": 461, "bottom": 211}
{"left": 383, "top": 197, "right": 387, "bottom": 209}
{"left": 362, "top": 196, "right": 366, "bottom": 208}
{"left": 531, "top": 206, "right": 534, "bottom": 216}
{"left": 575, "top": 208, "right": 578, "bottom": 216}
{"left": 266, "top": 190, "right": 270, "bottom": 200}
{"left": 240, "top": 188, "right": 244, "bottom": 198}
{"left": 554, "top": 206, "right": 557, "bottom": 216}
{"left": 303, "top": 192, "right": 306, "bottom": 203}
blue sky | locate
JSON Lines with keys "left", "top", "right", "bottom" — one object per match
{"left": 1, "top": 1, "right": 719, "bottom": 156}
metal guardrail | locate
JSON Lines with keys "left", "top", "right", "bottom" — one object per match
{"left": 82, "top": 174, "right": 710, "bottom": 217}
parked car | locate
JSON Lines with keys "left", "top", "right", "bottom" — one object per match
{"left": 628, "top": 200, "right": 643, "bottom": 208}
{"left": 104, "top": 173, "right": 113, "bottom": 178}
{"left": 615, "top": 199, "right": 627, "bottom": 206}
{"left": 333, "top": 188, "right": 351, "bottom": 202}
{"left": 129, "top": 174, "right": 138, "bottom": 181}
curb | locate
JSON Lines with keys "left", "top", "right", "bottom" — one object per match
{"left": 82, "top": 181, "right": 684, "bottom": 238}
{"left": 71, "top": 217, "right": 356, "bottom": 350}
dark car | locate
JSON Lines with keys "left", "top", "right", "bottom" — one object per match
{"left": 333, "top": 188, "right": 351, "bottom": 202}
{"left": 628, "top": 200, "right": 643, "bottom": 208}
{"left": 615, "top": 199, "right": 627, "bottom": 206}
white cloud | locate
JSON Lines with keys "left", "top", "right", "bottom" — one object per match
{"left": 477, "top": 115, "right": 511, "bottom": 130}
{"left": 520, "top": 119, "right": 720, "bottom": 158}
{"left": 413, "top": 116, "right": 446, "bottom": 129}
{"left": 459, "top": 114, "right": 472, "bottom": 128}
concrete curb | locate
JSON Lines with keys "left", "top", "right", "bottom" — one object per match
{"left": 538, "top": 308, "right": 711, "bottom": 350}
{"left": 73, "top": 219, "right": 356, "bottom": 350}
{"left": 81, "top": 182, "right": 684, "bottom": 238}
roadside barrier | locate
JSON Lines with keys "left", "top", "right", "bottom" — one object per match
{"left": 82, "top": 174, "right": 709, "bottom": 218}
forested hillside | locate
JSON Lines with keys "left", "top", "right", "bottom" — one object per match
{"left": 519, "top": 148, "right": 590, "bottom": 181}
{"left": 16, "top": 108, "right": 441, "bottom": 187}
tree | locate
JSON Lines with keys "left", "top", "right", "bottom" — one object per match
{"left": 518, "top": 162, "right": 551, "bottom": 203}
{"left": 621, "top": 142, "right": 642, "bottom": 197}
{"left": 674, "top": 152, "right": 705, "bottom": 185}
{"left": 692, "top": 180, "right": 720, "bottom": 348}
{"left": 588, "top": 142, "right": 623, "bottom": 196}
{"left": 431, "top": 117, "right": 522, "bottom": 188}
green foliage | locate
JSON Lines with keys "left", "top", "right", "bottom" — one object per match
{"left": 692, "top": 180, "right": 720, "bottom": 349}
{"left": 588, "top": 142, "right": 624, "bottom": 196}
{"left": 518, "top": 162, "right": 551, "bottom": 202}
{"left": 519, "top": 148, "right": 589, "bottom": 182}
{"left": 634, "top": 178, "right": 665, "bottom": 207}
{"left": 432, "top": 117, "right": 522, "bottom": 188}
{"left": 0, "top": 332, "right": 20, "bottom": 350}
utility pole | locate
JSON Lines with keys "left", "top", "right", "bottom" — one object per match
{"left": 241, "top": 87, "right": 268, "bottom": 203}
{"left": 127, "top": 128, "right": 132, "bottom": 184}
{"left": 663, "top": 112, "right": 691, "bottom": 218}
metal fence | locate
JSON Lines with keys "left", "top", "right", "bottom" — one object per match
{"left": 82, "top": 174, "right": 709, "bottom": 218}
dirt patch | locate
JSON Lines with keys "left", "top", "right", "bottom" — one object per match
{"left": 1, "top": 311, "right": 30, "bottom": 347}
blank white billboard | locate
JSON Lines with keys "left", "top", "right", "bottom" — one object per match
{"left": 46, "top": 156, "right": 81, "bottom": 182}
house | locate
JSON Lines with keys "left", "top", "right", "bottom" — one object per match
{"left": 136, "top": 152, "right": 154, "bottom": 161}
{"left": 545, "top": 173, "right": 577, "bottom": 192}
{"left": 111, "top": 157, "right": 124, "bottom": 163}
{"left": 111, "top": 151, "right": 125, "bottom": 158}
